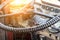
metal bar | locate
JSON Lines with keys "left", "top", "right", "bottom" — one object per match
{"left": 0, "top": 0, "right": 10, "bottom": 9}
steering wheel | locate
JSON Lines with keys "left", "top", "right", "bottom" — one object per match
{"left": 0, "top": 0, "right": 60, "bottom": 32}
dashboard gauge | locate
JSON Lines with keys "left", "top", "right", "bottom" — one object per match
{"left": 41, "top": 0, "right": 60, "bottom": 15}
{"left": 34, "top": 0, "right": 60, "bottom": 18}
{"left": 34, "top": 3, "right": 53, "bottom": 18}
{"left": 34, "top": 3, "right": 54, "bottom": 18}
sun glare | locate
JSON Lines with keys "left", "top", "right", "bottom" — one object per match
{"left": 9, "top": 0, "right": 33, "bottom": 13}
{"left": 10, "top": 0, "right": 32, "bottom": 6}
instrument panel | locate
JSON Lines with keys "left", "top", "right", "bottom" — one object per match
{"left": 34, "top": 0, "right": 60, "bottom": 17}
{"left": 34, "top": 0, "right": 60, "bottom": 40}
{"left": 0, "top": 0, "right": 60, "bottom": 40}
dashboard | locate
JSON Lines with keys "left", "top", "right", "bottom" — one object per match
{"left": 0, "top": 0, "right": 60, "bottom": 40}
{"left": 33, "top": 0, "right": 60, "bottom": 40}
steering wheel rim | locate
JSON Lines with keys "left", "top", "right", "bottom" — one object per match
{"left": 0, "top": 15, "right": 60, "bottom": 32}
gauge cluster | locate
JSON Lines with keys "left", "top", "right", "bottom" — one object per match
{"left": 34, "top": 0, "right": 60, "bottom": 18}
{"left": 41, "top": 5, "right": 60, "bottom": 13}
